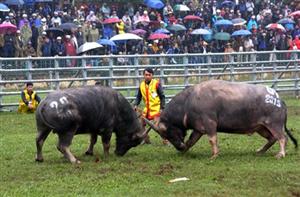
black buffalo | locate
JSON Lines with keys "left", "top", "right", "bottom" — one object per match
{"left": 146, "top": 80, "right": 298, "bottom": 159}
{"left": 35, "top": 86, "right": 146, "bottom": 164}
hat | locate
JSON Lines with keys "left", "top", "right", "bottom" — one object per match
{"left": 78, "top": 24, "right": 82, "bottom": 28}
{"left": 251, "top": 15, "right": 255, "bottom": 19}
{"left": 63, "top": 12, "right": 67, "bottom": 15}
{"left": 22, "top": 14, "right": 27, "bottom": 18}
{"left": 80, "top": 18, "right": 85, "bottom": 21}
{"left": 57, "top": 36, "right": 62, "bottom": 40}
{"left": 143, "top": 10, "right": 148, "bottom": 15}
{"left": 41, "top": 18, "right": 46, "bottom": 22}
{"left": 42, "top": 31, "right": 47, "bottom": 35}
{"left": 16, "top": 30, "right": 21, "bottom": 33}
{"left": 203, "top": 41, "right": 208, "bottom": 45}
{"left": 54, "top": 11, "right": 58, "bottom": 15}
{"left": 65, "top": 35, "right": 71, "bottom": 39}
{"left": 9, "top": 12, "right": 13, "bottom": 16}
{"left": 73, "top": 18, "right": 78, "bottom": 22}
{"left": 216, "top": 9, "right": 221, "bottom": 13}
{"left": 154, "top": 39, "right": 159, "bottom": 43}
{"left": 32, "top": 13, "right": 37, "bottom": 17}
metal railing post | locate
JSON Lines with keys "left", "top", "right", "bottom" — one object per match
{"left": 26, "top": 57, "right": 32, "bottom": 81}
{"left": 109, "top": 55, "right": 113, "bottom": 88}
{"left": 82, "top": 57, "right": 87, "bottom": 86}
{"left": 54, "top": 58, "right": 60, "bottom": 90}
{"left": 159, "top": 56, "right": 165, "bottom": 86}
{"left": 183, "top": 54, "right": 189, "bottom": 86}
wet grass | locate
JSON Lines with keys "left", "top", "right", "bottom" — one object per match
{"left": 0, "top": 98, "right": 299, "bottom": 197}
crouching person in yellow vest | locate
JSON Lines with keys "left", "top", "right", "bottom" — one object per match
{"left": 134, "top": 68, "right": 168, "bottom": 145}
{"left": 18, "top": 82, "right": 41, "bottom": 113}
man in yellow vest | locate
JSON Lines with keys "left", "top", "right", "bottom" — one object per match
{"left": 134, "top": 68, "right": 167, "bottom": 144}
{"left": 18, "top": 82, "right": 41, "bottom": 113}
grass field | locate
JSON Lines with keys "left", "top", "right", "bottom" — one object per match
{"left": 0, "top": 98, "right": 299, "bottom": 197}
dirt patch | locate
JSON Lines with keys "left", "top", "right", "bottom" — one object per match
{"left": 156, "top": 163, "right": 174, "bottom": 175}
{"left": 290, "top": 190, "right": 300, "bottom": 197}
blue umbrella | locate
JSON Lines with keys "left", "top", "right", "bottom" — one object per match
{"left": 155, "top": 28, "right": 170, "bottom": 34}
{"left": 221, "top": 0, "right": 235, "bottom": 7}
{"left": 97, "top": 39, "right": 116, "bottom": 47}
{"left": 278, "top": 18, "right": 295, "bottom": 24}
{"left": 4, "top": 0, "right": 24, "bottom": 6}
{"left": 231, "top": 18, "right": 246, "bottom": 25}
{"left": 0, "top": 3, "right": 10, "bottom": 12}
{"left": 144, "top": 0, "right": 164, "bottom": 9}
{"left": 215, "top": 19, "right": 233, "bottom": 26}
{"left": 232, "top": 29, "right": 252, "bottom": 36}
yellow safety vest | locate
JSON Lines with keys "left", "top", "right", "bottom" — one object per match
{"left": 18, "top": 89, "right": 39, "bottom": 113}
{"left": 140, "top": 79, "right": 161, "bottom": 119}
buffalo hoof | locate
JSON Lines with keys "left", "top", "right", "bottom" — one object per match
{"left": 256, "top": 149, "right": 266, "bottom": 155}
{"left": 35, "top": 157, "right": 44, "bottom": 162}
{"left": 85, "top": 151, "right": 94, "bottom": 156}
{"left": 210, "top": 154, "right": 219, "bottom": 160}
{"left": 275, "top": 153, "right": 285, "bottom": 159}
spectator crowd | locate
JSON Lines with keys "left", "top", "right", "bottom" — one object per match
{"left": 0, "top": 0, "right": 299, "bottom": 60}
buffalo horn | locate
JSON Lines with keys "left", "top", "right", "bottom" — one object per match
{"left": 142, "top": 117, "right": 165, "bottom": 136}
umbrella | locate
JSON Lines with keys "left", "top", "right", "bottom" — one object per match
{"left": 215, "top": 19, "right": 233, "bottom": 26}
{"left": 45, "top": 27, "right": 64, "bottom": 38}
{"left": 97, "top": 39, "right": 116, "bottom": 47}
{"left": 4, "top": 0, "right": 24, "bottom": 6}
{"left": 0, "top": 3, "right": 10, "bottom": 12}
{"left": 102, "top": 18, "right": 121, "bottom": 24}
{"left": 232, "top": 29, "right": 252, "bottom": 36}
{"left": 174, "top": 4, "right": 190, "bottom": 12}
{"left": 191, "top": 28, "right": 211, "bottom": 35}
{"left": 131, "top": 29, "right": 147, "bottom": 36}
{"left": 144, "top": 0, "right": 164, "bottom": 9}
{"left": 231, "top": 18, "right": 246, "bottom": 26}
{"left": 77, "top": 42, "right": 103, "bottom": 54}
{"left": 0, "top": 23, "right": 17, "bottom": 34}
{"left": 184, "top": 15, "right": 202, "bottom": 21}
{"left": 167, "top": 24, "right": 187, "bottom": 32}
{"left": 148, "top": 33, "right": 170, "bottom": 40}
{"left": 289, "top": 10, "right": 300, "bottom": 17}
{"left": 155, "top": 28, "right": 170, "bottom": 34}
{"left": 59, "top": 23, "right": 78, "bottom": 31}
{"left": 110, "top": 33, "right": 143, "bottom": 41}
{"left": 266, "top": 23, "right": 285, "bottom": 31}
{"left": 213, "top": 32, "right": 231, "bottom": 41}
{"left": 221, "top": 0, "right": 235, "bottom": 7}
{"left": 278, "top": 18, "right": 295, "bottom": 24}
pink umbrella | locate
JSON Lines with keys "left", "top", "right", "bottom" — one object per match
{"left": 0, "top": 23, "right": 17, "bottom": 34}
{"left": 289, "top": 10, "right": 300, "bottom": 17}
{"left": 102, "top": 18, "right": 121, "bottom": 24}
{"left": 148, "top": 33, "right": 170, "bottom": 40}
{"left": 131, "top": 29, "right": 147, "bottom": 36}
{"left": 266, "top": 23, "right": 285, "bottom": 31}
{"left": 183, "top": 15, "right": 203, "bottom": 21}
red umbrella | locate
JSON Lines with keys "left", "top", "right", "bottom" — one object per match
{"left": 0, "top": 23, "right": 17, "bottom": 34}
{"left": 289, "top": 10, "right": 300, "bottom": 17}
{"left": 183, "top": 15, "right": 203, "bottom": 21}
{"left": 266, "top": 23, "right": 285, "bottom": 31}
{"left": 102, "top": 18, "right": 121, "bottom": 24}
{"left": 148, "top": 33, "right": 170, "bottom": 40}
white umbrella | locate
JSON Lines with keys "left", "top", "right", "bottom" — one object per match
{"left": 191, "top": 28, "right": 211, "bottom": 35}
{"left": 77, "top": 42, "right": 103, "bottom": 54}
{"left": 174, "top": 4, "right": 190, "bottom": 12}
{"left": 110, "top": 33, "right": 143, "bottom": 41}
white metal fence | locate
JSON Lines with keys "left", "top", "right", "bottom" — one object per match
{"left": 1, "top": 50, "right": 299, "bottom": 110}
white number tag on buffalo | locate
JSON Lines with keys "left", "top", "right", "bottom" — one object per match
{"left": 50, "top": 101, "right": 58, "bottom": 109}
{"left": 59, "top": 96, "right": 68, "bottom": 104}
{"left": 264, "top": 87, "right": 281, "bottom": 108}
